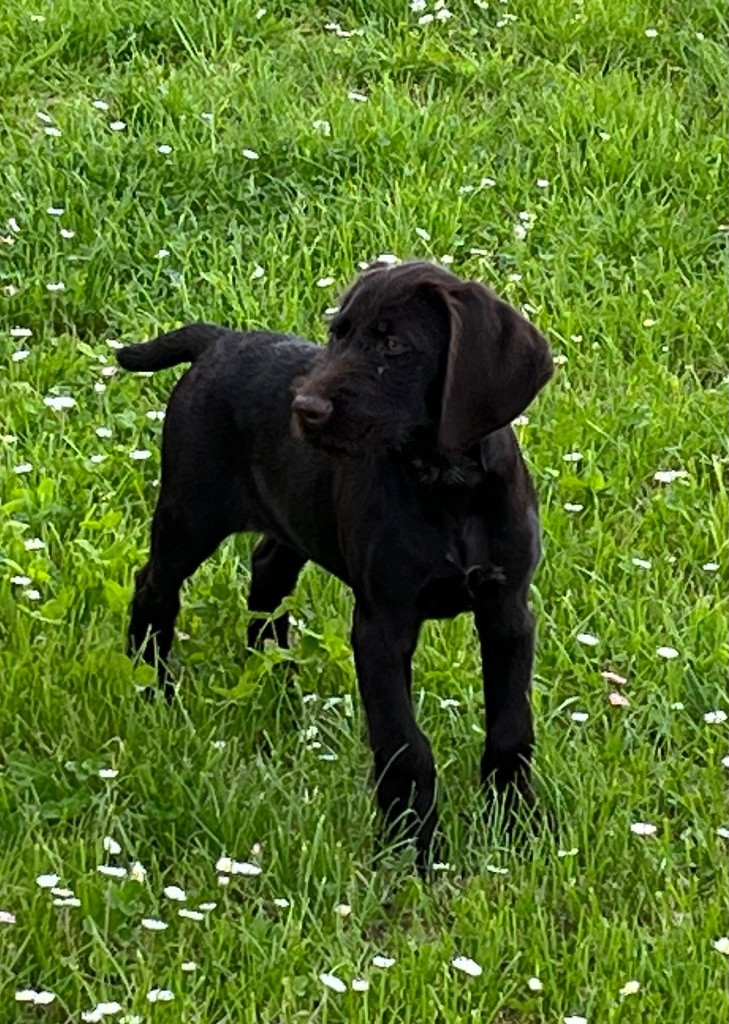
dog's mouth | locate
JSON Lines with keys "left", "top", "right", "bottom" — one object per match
{"left": 290, "top": 403, "right": 374, "bottom": 458}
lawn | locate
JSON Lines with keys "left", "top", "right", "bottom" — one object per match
{"left": 1, "top": 0, "right": 727, "bottom": 1021}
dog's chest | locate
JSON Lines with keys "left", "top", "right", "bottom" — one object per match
{"left": 408, "top": 458, "right": 507, "bottom": 606}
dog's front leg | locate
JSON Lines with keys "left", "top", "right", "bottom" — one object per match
{"left": 351, "top": 603, "right": 437, "bottom": 869}
{"left": 475, "top": 589, "right": 536, "bottom": 819}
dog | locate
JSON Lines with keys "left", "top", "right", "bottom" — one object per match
{"left": 117, "top": 260, "right": 553, "bottom": 868}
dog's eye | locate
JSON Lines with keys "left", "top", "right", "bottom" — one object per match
{"left": 381, "top": 336, "right": 409, "bottom": 356}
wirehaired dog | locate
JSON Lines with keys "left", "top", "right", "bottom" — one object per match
{"left": 117, "top": 260, "right": 553, "bottom": 868}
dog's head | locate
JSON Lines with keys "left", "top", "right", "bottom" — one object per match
{"left": 291, "top": 260, "right": 553, "bottom": 456}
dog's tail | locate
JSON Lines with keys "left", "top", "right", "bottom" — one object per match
{"left": 116, "top": 323, "right": 224, "bottom": 372}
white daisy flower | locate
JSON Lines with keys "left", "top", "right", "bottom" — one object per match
{"left": 44, "top": 127, "right": 62, "bottom": 137}
{"left": 44, "top": 395, "right": 76, "bottom": 410}
{"left": 242, "top": 148, "right": 259, "bottom": 160}
{"left": 97, "top": 865, "right": 127, "bottom": 878}
{"left": 10, "top": 326, "right": 32, "bottom": 337}
{"left": 181, "top": 961, "right": 197, "bottom": 972}
{"left": 157, "top": 144, "right": 172, "bottom": 154}
{"left": 704, "top": 710, "right": 727, "bottom": 724}
{"left": 320, "top": 973, "right": 347, "bottom": 993}
{"left": 372, "top": 955, "right": 396, "bottom": 969}
{"left": 92, "top": 100, "right": 110, "bottom": 110}
{"left": 452, "top": 955, "right": 483, "bottom": 977}
{"left": 60, "top": 228, "right": 75, "bottom": 238}
{"left": 653, "top": 469, "right": 688, "bottom": 483}
{"left": 702, "top": 562, "right": 719, "bottom": 571}
{"left": 15, "top": 991, "right": 39, "bottom": 1002}
{"left": 602, "top": 670, "right": 627, "bottom": 685}
{"left": 109, "top": 121, "right": 127, "bottom": 131}
{"left": 146, "top": 990, "right": 174, "bottom": 1003}
{"left": 163, "top": 885, "right": 186, "bottom": 901}
{"left": 576, "top": 633, "right": 599, "bottom": 646}
{"left": 630, "top": 822, "right": 657, "bottom": 836}
{"left": 14, "top": 463, "right": 32, "bottom": 474}
{"left": 631, "top": 557, "right": 651, "bottom": 569}
{"left": 130, "top": 449, "right": 152, "bottom": 460}
{"left": 103, "top": 836, "right": 121, "bottom": 855}
{"left": 656, "top": 646, "right": 679, "bottom": 659}
{"left": 335, "top": 903, "right": 352, "bottom": 917}
{"left": 312, "top": 119, "right": 331, "bottom": 135}
{"left": 564, "top": 1017, "right": 587, "bottom": 1024}
{"left": 35, "top": 873, "right": 60, "bottom": 888}
{"left": 714, "top": 937, "right": 729, "bottom": 955}
{"left": 645, "top": 28, "right": 658, "bottom": 38}
{"left": 570, "top": 711, "right": 589, "bottom": 723}
{"left": 608, "top": 692, "right": 629, "bottom": 707}
{"left": 46, "top": 281, "right": 65, "bottom": 291}
{"left": 0, "top": 910, "right": 17, "bottom": 924}
{"left": 564, "top": 502, "right": 584, "bottom": 512}
{"left": 11, "top": 576, "right": 31, "bottom": 586}
{"left": 619, "top": 980, "right": 640, "bottom": 996}
{"left": 178, "top": 909, "right": 204, "bottom": 921}
{"left": 26, "top": 590, "right": 41, "bottom": 600}
{"left": 24, "top": 537, "right": 45, "bottom": 550}
{"left": 98, "top": 768, "right": 119, "bottom": 779}
{"left": 527, "top": 977, "right": 543, "bottom": 991}
{"left": 347, "top": 91, "right": 368, "bottom": 102}
{"left": 96, "top": 427, "right": 113, "bottom": 438}
{"left": 141, "top": 918, "right": 168, "bottom": 931}
{"left": 230, "top": 860, "right": 262, "bottom": 876}
{"left": 562, "top": 451, "right": 583, "bottom": 462}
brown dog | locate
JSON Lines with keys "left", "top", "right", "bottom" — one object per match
{"left": 117, "top": 260, "right": 552, "bottom": 868}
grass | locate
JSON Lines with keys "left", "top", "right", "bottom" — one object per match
{"left": 1, "top": 0, "right": 727, "bottom": 1020}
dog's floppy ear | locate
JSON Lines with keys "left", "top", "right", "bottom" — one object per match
{"left": 438, "top": 281, "right": 553, "bottom": 452}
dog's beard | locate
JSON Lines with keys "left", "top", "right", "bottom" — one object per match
{"left": 291, "top": 410, "right": 415, "bottom": 458}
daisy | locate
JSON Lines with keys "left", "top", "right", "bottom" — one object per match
{"left": 452, "top": 955, "right": 483, "bottom": 977}
{"left": 320, "top": 973, "right": 347, "bottom": 993}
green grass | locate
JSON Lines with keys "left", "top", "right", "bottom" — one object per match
{"left": 1, "top": 0, "right": 727, "bottom": 1020}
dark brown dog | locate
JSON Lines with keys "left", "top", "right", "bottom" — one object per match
{"left": 117, "top": 260, "right": 552, "bottom": 868}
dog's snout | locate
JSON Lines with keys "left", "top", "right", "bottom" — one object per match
{"left": 292, "top": 393, "right": 333, "bottom": 428}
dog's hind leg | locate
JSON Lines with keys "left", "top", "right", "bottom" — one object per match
{"left": 129, "top": 498, "right": 233, "bottom": 700}
{"left": 246, "top": 535, "right": 306, "bottom": 649}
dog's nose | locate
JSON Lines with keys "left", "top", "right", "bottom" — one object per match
{"left": 292, "top": 393, "right": 333, "bottom": 428}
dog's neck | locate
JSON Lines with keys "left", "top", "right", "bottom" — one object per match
{"left": 403, "top": 426, "right": 516, "bottom": 490}
{"left": 403, "top": 430, "right": 483, "bottom": 490}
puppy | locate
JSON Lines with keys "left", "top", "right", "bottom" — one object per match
{"left": 117, "top": 260, "right": 552, "bottom": 867}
